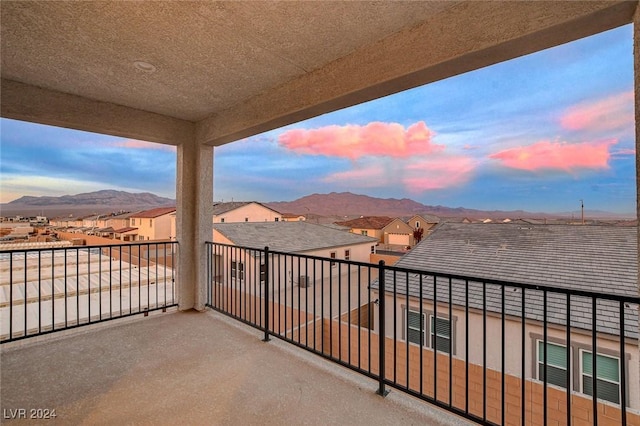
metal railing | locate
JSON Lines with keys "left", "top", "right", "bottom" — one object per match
{"left": 206, "top": 241, "right": 640, "bottom": 426}
{"left": 1, "top": 241, "right": 178, "bottom": 342}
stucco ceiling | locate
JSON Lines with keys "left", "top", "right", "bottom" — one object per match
{"left": 1, "top": 1, "right": 456, "bottom": 121}
{"left": 1, "top": 1, "right": 637, "bottom": 146}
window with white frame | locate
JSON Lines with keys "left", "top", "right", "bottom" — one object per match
{"left": 231, "top": 261, "right": 244, "bottom": 280}
{"left": 344, "top": 249, "right": 350, "bottom": 260}
{"left": 430, "top": 316, "right": 452, "bottom": 354}
{"left": 581, "top": 350, "right": 621, "bottom": 405}
{"left": 361, "top": 230, "right": 368, "bottom": 236}
{"left": 260, "top": 263, "right": 266, "bottom": 283}
{"left": 406, "top": 309, "right": 426, "bottom": 346}
{"left": 536, "top": 341, "right": 569, "bottom": 390}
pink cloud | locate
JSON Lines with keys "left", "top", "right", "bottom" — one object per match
{"left": 403, "top": 156, "right": 476, "bottom": 192}
{"left": 114, "top": 139, "right": 176, "bottom": 152}
{"left": 322, "top": 166, "right": 386, "bottom": 187}
{"left": 489, "top": 139, "right": 616, "bottom": 172}
{"left": 560, "top": 91, "right": 634, "bottom": 134}
{"left": 278, "top": 121, "right": 442, "bottom": 160}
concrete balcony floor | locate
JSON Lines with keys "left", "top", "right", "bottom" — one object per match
{"left": 1, "top": 310, "right": 470, "bottom": 425}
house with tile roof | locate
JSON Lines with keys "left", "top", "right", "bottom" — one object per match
{"left": 381, "top": 218, "right": 415, "bottom": 248}
{"left": 212, "top": 221, "right": 378, "bottom": 291}
{"left": 334, "top": 216, "right": 394, "bottom": 243}
{"left": 372, "top": 223, "right": 639, "bottom": 409}
{"left": 130, "top": 207, "right": 176, "bottom": 241}
{"left": 212, "top": 201, "right": 282, "bottom": 223}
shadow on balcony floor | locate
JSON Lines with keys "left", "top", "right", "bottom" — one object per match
{"left": 1, "top": 310, "right": 470, "bottom": 425}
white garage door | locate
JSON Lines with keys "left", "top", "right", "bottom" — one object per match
{"left": 388, "top": 233, "right": 410, "bottom": 245}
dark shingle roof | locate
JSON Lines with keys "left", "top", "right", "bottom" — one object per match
{"left": 213, "top": 221, "right": 378, "bottom": 253}
{"left": 375, "top": 223, "right": 639, "bottom": 338}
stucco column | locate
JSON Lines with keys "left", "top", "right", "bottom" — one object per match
{"left": 176, "top": 138, "right": 213, "bottom": 311}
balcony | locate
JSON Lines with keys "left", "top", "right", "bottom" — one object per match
{"left": 1, "top": 310, "right": 462, "bottom": 425}
{"left": 2, "top": 241, "right": 639, "bottom": 425}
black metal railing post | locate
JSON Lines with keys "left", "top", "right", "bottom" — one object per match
{"left": 377, "top": 260, "right": 389, "bottom": 397}
{"left": 263, "top": 246, "right": 270, "bottom": 342}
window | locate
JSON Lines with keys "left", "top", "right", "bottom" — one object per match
{"left": 330, "top": 251, "right": 336, "bottom": 267}
{"left": 581, "top": 350, "right": 621, "bottom": 405}
{"left": 231, "top": 261, "right": 244, "bottom": 280}
{"left": 275, "top": 217, "right": 279, "bottom": 222}
{"left": 245, "top": 217, "right": 248, "bottom": 222}
{"left": 260, "top": 263, "right": 266, "bottom": 282}
{"left": 406, "top": 309, "right": 426, "bottom": 346}
{"left": 537, "top": 341, "right": 569, "bottom": 389}
{"left": 360, "top": 230, "right": 368, "bottom": 236}
{"left": 131, "top": 219, "right": 135, "bottom": 226}
{"left": 371, "top": 245, "right": 375, "bottom": 254}
{"left": 221, "top": 218, "right": 225, "bottom": 223}
{"left": 415, "top": 221, "right": 420, "bottom": 229}
{"left": 430, "top": 316, "right": 452, "bottom": 354}
{"left": 150, "top": 219, "right": 153, "bottom": 227}
{"left": 344, "top": 249, "right": 350, "bottom": 260}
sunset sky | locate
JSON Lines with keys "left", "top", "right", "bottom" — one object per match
{"left": 0, "top": 25, "right": 635, "bottom": 215}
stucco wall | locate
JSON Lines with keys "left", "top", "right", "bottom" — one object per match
{"left": 213, "top": 203, "right": 282, "bottom": 223}
{"left": 375, "top": 292, "right": 640, "bottom": 410}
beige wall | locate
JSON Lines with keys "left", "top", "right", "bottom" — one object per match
{"left": 213, "top": 203, "right": 282, "bottom": 223}
{"left": 133, "top": 213, "right": 173, "bottom": 241}
{"left": 374, "top": 291, "right": 640, "bottom": 410}
{"left": 350, "top": 227, "right": 384, "bottom": 242}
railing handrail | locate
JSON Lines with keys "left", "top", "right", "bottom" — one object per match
{"left": 0, "top": 240, "right": 179, "bottom": 255}
{"left": 204, "top": 241, "right": 640, "bottom": 305}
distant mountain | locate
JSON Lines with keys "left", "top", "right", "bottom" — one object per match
{"left": 2, "top": 190, "right": 175, "bottom": 217}
{"left": 266, "top": 192, "right": 634, "bottom": 220}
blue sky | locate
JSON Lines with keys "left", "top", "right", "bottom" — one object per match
{"left": 0, "top": 25, "right": 635, "bottom": 215}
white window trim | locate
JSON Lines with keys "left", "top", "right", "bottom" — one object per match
{"left": 535, "top": 339, "right": 571, "bottom": 390}
{"left": 579, "top": 348, "right": 621, "bottom": 405}
{"left": 231, "top": 260, "right": 245, "bottom": 280}
{"left": 430, "top": 315, "right": 452, "bottom": 354}
{"left": 405, "top": 308, "right": 427, "bottom": 347}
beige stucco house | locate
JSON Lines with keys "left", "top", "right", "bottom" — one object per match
{"left": 212, "top": 221, "right": 378, "bottom": 291}
{"left": 212, "top": 201, "right": 282, "bottom": 224}
{"left": 381, "top": 218, "right": 415, "bottom": 247}
{"left": 130, "top": 207, "right": 176, "bottom": 241}
{"left": 335, "top": 216, "right": 394, "bottom": 243}
{"left": 372, "top": 223, "right": 639, "bottom": 411}
{"left": 406, "top": 214, "right": 440, "bottom": 234}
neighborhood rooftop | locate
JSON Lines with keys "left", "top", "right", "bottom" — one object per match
{"left": 130, "top": 207, "right": 176, "bottom": 218}
{"left": 375, "top": 223, "right": 639, "bottom": 338}
{"left": 213, "top": 221, "right": 377, "bottom": 253}
{"left": 335, "top": 216, "right": 394, "bottom": 229}
{"left": 212, "top": 201, "right": 279, "bottom": 216}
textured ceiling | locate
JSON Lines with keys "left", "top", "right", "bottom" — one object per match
{"left": 1, "top": 1, "right": 636, "bottom": 146}
{"left": 1, "top": 1, "right": 456, "bottom": 122}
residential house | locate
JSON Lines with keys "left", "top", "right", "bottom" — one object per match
{"left": 213, "top": 201, "right": 282, "bottom": 223}
{"left": 282, "top": 213, "right": 306, "bottom": 222}
{"left": 130, "top": 207, "right": 176, "bottom": 241}
{"left": 334, "top": 216, "right": 394, "bottom": 243}
{"left": 212, "top": 221, "right": 378, "bottom": 293}
{"left": 373, "top": 223, "right": 639, "bottom": 409}
{"left": 381, "top": 218, "right": 415, "bottom": 247}
{"left": 406, "top": 214, "right": 440, "bottom": 233}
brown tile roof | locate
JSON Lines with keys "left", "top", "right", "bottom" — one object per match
{"left": 113, "top": 227, "right": 138, "bottom": 233}
{"left": 130, "top": 207, "right": 176, "bottom": 218}
{"left": 334, "top": 216, "right": 394, "bottom": 230}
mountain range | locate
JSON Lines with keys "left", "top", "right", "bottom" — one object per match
{"left": 1, "top": 190, "right": 634, "bottom": 220}
{"left": 2, "top": 190, "right": 175, "bottom": 217}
